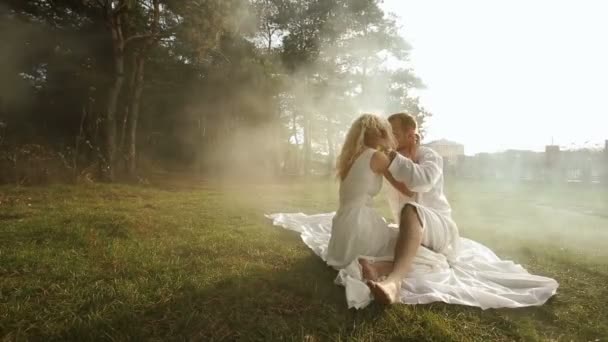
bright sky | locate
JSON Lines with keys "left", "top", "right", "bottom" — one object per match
{"left": 382, "top": 0, "right": 608, "bottom": 155}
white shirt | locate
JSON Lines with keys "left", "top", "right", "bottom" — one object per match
{"left": 387, "top": 146, "right": 452, "bottom": 219}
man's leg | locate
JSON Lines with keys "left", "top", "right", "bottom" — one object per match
{"left": 359, "top": 259, "right": 394, "bottom": 281}
{"left": 387, "top": 204, "right": 423, "bottom": 282}
{"left": 369, "top": 204, "right": 423, "bottom": 304}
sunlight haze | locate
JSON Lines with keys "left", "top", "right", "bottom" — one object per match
{"left": 382, "top": 0, "right": 608, "bottom": 155}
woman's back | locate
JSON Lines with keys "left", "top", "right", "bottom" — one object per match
{"left": 338, "top": 148, "right": 382, "bottom": 209}
{"left": 327, "top": 148, "right": 395, "bottom": 268}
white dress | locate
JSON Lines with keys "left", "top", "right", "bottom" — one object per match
{"left": 326, "top": 148, "right": 396, "bottom": 269}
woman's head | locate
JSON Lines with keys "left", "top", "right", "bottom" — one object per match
{"left": 336, "top": 114, "right": 395, "bottom": 180}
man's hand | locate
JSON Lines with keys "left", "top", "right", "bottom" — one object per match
{"left": 378, "top": 148, "right": 396, "bottom": 162}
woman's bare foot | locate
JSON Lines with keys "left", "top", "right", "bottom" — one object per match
{"left": 368, "top": 279, "right": 401, "bottom": 305}
{"left": 358, "top": 258, "right": 378, "bottom": 281}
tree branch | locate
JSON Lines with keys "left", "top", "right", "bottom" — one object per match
{"left": 111, "top": 1, "right": 129, "bottom": 17}
{"left": 124, "top": 0, "right": 160, "bottom": 47}
{"left": 93, "top": 0, "right": 106, "bottom": 9}
{"left": 116, "top": 14, "right": 125, "bottom": 45}
{"left": 124, "top": 33, "right": 155, "bottom": 45}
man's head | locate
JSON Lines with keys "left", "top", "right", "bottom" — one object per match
{"left": 388, "top": 113, "right": 418, "bottom": 150}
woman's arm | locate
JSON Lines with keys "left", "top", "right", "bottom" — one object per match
{"left": 371, "top": 150, "right": 415, "bottom": 197}
{"left": 370, "top": 150, "right": 390, "bottom": 174}
{"left": 384, "top": 170, "right": 416, "bottom": 197}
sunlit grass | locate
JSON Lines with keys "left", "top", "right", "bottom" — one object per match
{"left": 0, "top": 178, "right": 606, "bottom": 340}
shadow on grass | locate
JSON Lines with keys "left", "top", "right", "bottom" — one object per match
{"left": 0, "top": 213, "right": 26, "bottom": 221}
{"left": 52, "top": 231, "right": 607, "bottom": 341}
{"left": 13, "top": 247, "right": 608, "bottom": 341}
{"left": 52, "top": 253, "right": 364, "bottom": 340}
{"left": 10, "top": 215, "right": 605, "bottom": 341}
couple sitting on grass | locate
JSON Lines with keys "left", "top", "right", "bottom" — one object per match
{"left": 269, "top": 112, "right": 558, "bottom": 308}
{"left": 327, "top": 113, "right": 459, "bottom": 304}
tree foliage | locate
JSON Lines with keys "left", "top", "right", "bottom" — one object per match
{"left": 0, "top": 0, "right": 430, "bottom": 183}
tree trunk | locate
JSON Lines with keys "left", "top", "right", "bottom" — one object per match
{"left": 127, "top": 54, "right": 145, "bottom": 176}
{"left": 267, "top": 26, "right": 273, "bottom": 53}
{"left": 273, "top": 99, "right": 282, "bottom": 176}
{"left": 120, "top": 0, "right": 160, "bottom": 178}
{"left": 198, "top": 112, "right": 206, "bottom": 174}
{"left": 303, "top": 113, "right": 311, "bottom": 176}
{"left": 106, "top": 68, "right": 123, "bottom": 181}
{"left": 105, "top": 12, "right": 127, "bottom": 181}
{"left": 291, "top": 111, "right": 299, "bottom": 173}
{"left": 326, "top": 124, "right": 334, "bottom": 177}
{"left": 74, "top": 105, "right": 89, "bottom": 180}
{"left": 301, "top": 75, "right": 312, "bottom": 176}
{"left": 119, "top": 52, "right": 138, "bottom": 156}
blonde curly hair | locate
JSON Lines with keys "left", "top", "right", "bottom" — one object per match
{"left": 336, "top": 113, "right": 396, "bottom": 180}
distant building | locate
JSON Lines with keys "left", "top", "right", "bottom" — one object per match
{"left": 545, "top": 145, "right": 560, "bottom": 167}
{"left": 425, "top": 139, "right": 465, "bottom": 166}
{"left": 603, "top": 140, "right": 608, "bottom": 184}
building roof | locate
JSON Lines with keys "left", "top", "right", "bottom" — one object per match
{"left": 425, "top": 139, "right": 464, "bottom": 147}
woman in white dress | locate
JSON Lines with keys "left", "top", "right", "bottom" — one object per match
{"left": 326, "top": 114, "right": 410, "bottom": 269}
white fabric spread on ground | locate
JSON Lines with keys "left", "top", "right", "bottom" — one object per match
{"left": 266, "top": 212, "right": 559, "bottom": 310}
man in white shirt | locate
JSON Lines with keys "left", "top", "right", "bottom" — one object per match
{"left": 384, "top": 133, "right": 419, "bottom": 224}
{"left": 366, "top": 113, "right": 460, "bottom": 304}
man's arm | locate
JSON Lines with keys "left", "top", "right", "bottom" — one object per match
{"left": 387, "top": 148, "right": 442, "bottom": 193}
{"left": 383, "top": 170, "right": 415, "bottom": 197}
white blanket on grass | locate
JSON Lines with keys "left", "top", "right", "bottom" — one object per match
{"left": 266, "top": 212, "right": 558, "bottom": 309}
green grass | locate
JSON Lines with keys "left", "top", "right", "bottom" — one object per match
{"left": 1, "top": 177, "right": 607, "bottom": 341}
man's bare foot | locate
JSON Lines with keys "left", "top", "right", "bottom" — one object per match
{"left": 368, "top": 279, "right": 401, "bottom": 305}
{"left": 359, "top": 258, "right": 378, "bottom": 281}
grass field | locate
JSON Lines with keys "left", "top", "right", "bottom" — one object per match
{"left": 1, "top": 176, "right": 607, "bottom": 341}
